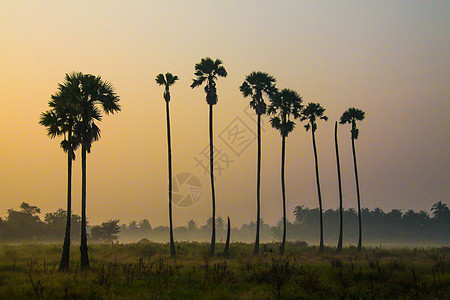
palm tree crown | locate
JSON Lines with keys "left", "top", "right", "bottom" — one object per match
{"left": 75, "top": 73, "right": 121, "bottom": 151}
{"left": 155, "top": 73, "right": 179, "bottom": 102}
{"left": 39, "top": 73, "right": 82, "bottom": 159}
{"left": 301, "top": 102, "right": 328, "bottom": 132}
{"left": 267, "top": 89, "right": 303, "bottom": 136}
{"left": 190, "top": 57, "right": 227, "bottom": 105}
{"left": 240, "top": 71, "right": 277, "bottom": 115}
{"left": 340, "top": 107, "right": 365, "bottom": 139}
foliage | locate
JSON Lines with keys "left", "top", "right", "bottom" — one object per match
{"left": 267, "top": 89, "right": 303, "bottom": 137}
{"left": 190, "top": 57, "right": 227, "bottom": 105}
{"left": 91, "top": 220, "right": 121, "bottom": 243}
{"left": 0, "top": 202, "right": 448, "bottom": 245}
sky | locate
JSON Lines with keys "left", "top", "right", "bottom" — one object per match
{"left": 0, "top": 0, "right": 449, "bottom": 228}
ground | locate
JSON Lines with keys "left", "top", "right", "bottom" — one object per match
{"left": 0, "top": 242, "right": 448, "bottom": 299}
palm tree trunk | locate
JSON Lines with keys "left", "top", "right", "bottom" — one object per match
{"left": 254, "top": 114, "right": 262, "bottom": 255}
{"left": 166, "top": 101, "right": 176, "bottom": 257}
{"left": 224, "top": 217, "right": 230, "bottom": 256}
{"left": 59, "top": 131, "right": 72, "bottom": 271}
{"left": 351, "top": 135, "right": 362, "bottom": 252}
{"left": 335, "top": 122, "right": 343, "bottom": 252}
{"left": 209, "top": 104, "right": 216, "bottom": 256}
{"left": 312, "top": 129, "right": 324, "bottom": 252}
{"left": 80, "top": 144, "right": 90, "bottom": 269}
{"left": 280, "top": 135, "right": 286, "bottom": 255}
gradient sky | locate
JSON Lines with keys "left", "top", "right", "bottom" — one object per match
{"left": 0, "top": 1, "right": 448, "bottom": 227}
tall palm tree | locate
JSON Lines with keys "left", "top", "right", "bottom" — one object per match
{"left": 75, "top": 73, "right": 121, "bottom": 268}
{"left": 155, "top": 72, "right": 179, "bottom": 257}
{"left": 340, "top": 107, "right": 365, "bottom": 252}
{"left": 190, "top": 57, "right": 227, "bottom": 256}
{"left": 268, "top": 89, "right": 303, "bottom": 255}
{"left": 300, "top": 102, "right": 328, "bottom": 252}
{"left": 335, "top": 121, "right": 344, "bottom": 252}
{"left": 39, "top": 73, "right": 81, "bottom": 271}
{"left": 239, "top": 71, "right": 277, "bottom": 255}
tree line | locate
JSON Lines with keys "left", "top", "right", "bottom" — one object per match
{"left": 0, "top": 201, "right": 448, "bottom": 245}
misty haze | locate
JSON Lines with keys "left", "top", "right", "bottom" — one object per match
{"left": 0, "top": 1, "right": 448, "bottom": 298}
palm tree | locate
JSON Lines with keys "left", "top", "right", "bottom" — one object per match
{"left": 75, "top": 73, "right": 121, "bottom": 268}
{"left": 340, "top": 107, "right": 365, "bottom": 252}
{"left": 191, "top": 57, "right": 227, "bottom": 256}
{"left": 39, "top": 73, "right": 81, "bottom": 270}
{"left": 239, "top": 71, "right": 277, "bottom": 255}
{"left": 268, "top": 89, "right": 303, "bottom": 255}
{"left": 334, "top": 121, "right": 344, "bottom": 252}
{"left": 155, "top": 72, "right": 179, "bottom": 257}
{"left": 300, "top": 102, "right": 328, "bottom": 252}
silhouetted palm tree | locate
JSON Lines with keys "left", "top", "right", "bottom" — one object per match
{"left": 155, "top": 72, "right": 179, "bottom": 257}
{"left": 340, "top": 107, "right": 365, "bottom": 252}
{"left": 191, "top": 57, "right": 227, "bottom": 256}
{"left": 239, "top": 71, "right": 277, "bottom": 255}
{"left": 334, "top": 121, "right": 344, "bottom": 252}
{"left": 39, "top": 73, "right": 81, "bottom": 270}
{"left": 75, "top": 73, "right": 121, "bottom": 268}
{"left": 268, "top": 89, "right": 303, "bottom": 255}
{"left": 301, "top": 102, "right": 328, "bottom": 252}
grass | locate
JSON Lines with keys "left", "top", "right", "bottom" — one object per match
{"left": 0, "top": 242, "right": 448, "bottom": 299}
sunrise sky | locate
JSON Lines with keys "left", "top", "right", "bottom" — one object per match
{"left": 0, "top": 1, "right": 448, "bottom": 228}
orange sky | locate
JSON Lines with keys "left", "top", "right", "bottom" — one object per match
{"left": 0, "top": 1, "right": 448, "bottom": 227}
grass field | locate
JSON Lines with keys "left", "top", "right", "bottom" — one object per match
{"left": 0, "top": 242, "right": 448, "bottom": 299}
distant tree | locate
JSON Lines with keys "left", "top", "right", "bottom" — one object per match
{"left": 268, "top": 89, "right": 303, "bottom": 254}
{"left": 431, "top": 201, "right": 450, "bottom": 220}
{"left": 90, "top": 219, "right": 120, "bottom": 243}
{"left": 5, "top": 202, "right": 44, "bottom": 241}
{"left": 156, "top": 72, "right": 179, "bottom": 257}
{"left": 74, "top": 73, "right": 121, "bottom": 269}
{"left": 301, "top": 102, "right": 328, "bottom": 251}
{"left": 0, "top": 217, "right": 5, "bottom": 240}
{"left": 431, "top": 202, "right": 450, "bottom": 238}
{"left": 240, "top": 71, "right": 277, "bottom": 254}
{"left": 187, "top": 220, "right": 197, "bottom": 231}
{"left": 44, "top": 209, "right": 81, "bottom": 241}
{"left": 340, "top": 107, "right": 365, "bottom": 251}
{"left": 138, "top": 219, "right": 152, "bottom": 234}
{"left": 191, "top": 57, "right": 227, "bottom": 256}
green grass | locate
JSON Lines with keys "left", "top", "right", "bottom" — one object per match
{"left": 0, "top": 242, "right": 448, "bottom": 299}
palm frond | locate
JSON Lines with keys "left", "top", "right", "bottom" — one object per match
{"left": 165, "top": 73, "right": 179, "bottom": 85}
{"left": 239, "top": 81, "right": 252, "bottom": 98}
{"left": 155, "top": 73, "right": 166, "bottom": 86}
{"left": 191, "top": 77, "right": 206, "bottom": 88}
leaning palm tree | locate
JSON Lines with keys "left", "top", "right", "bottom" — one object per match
{"left": 268, "top": 89, "right": 303, "bottom": 255}
{"left": 335, "top": 121, "right": 344, "bottom": 252}
{"left": 39, "top": 73, "right": 81, "bottom": 270}
{"left": 155, "top": 72, "right": 179, "bottom": 257}
{"left": 340, "top": 107, "right": 365, "bottom": 252}
{"left": 300, "top": 102, "right": 328, "bottom": 252}
{"left": 239, "top": 71, "right": 277, "bottom": 255}
{"left": 75, "top": 73, "right": 121, "bottom": 268}
{"left": 190, "top": 57, "right": 227, "bottom": 256}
